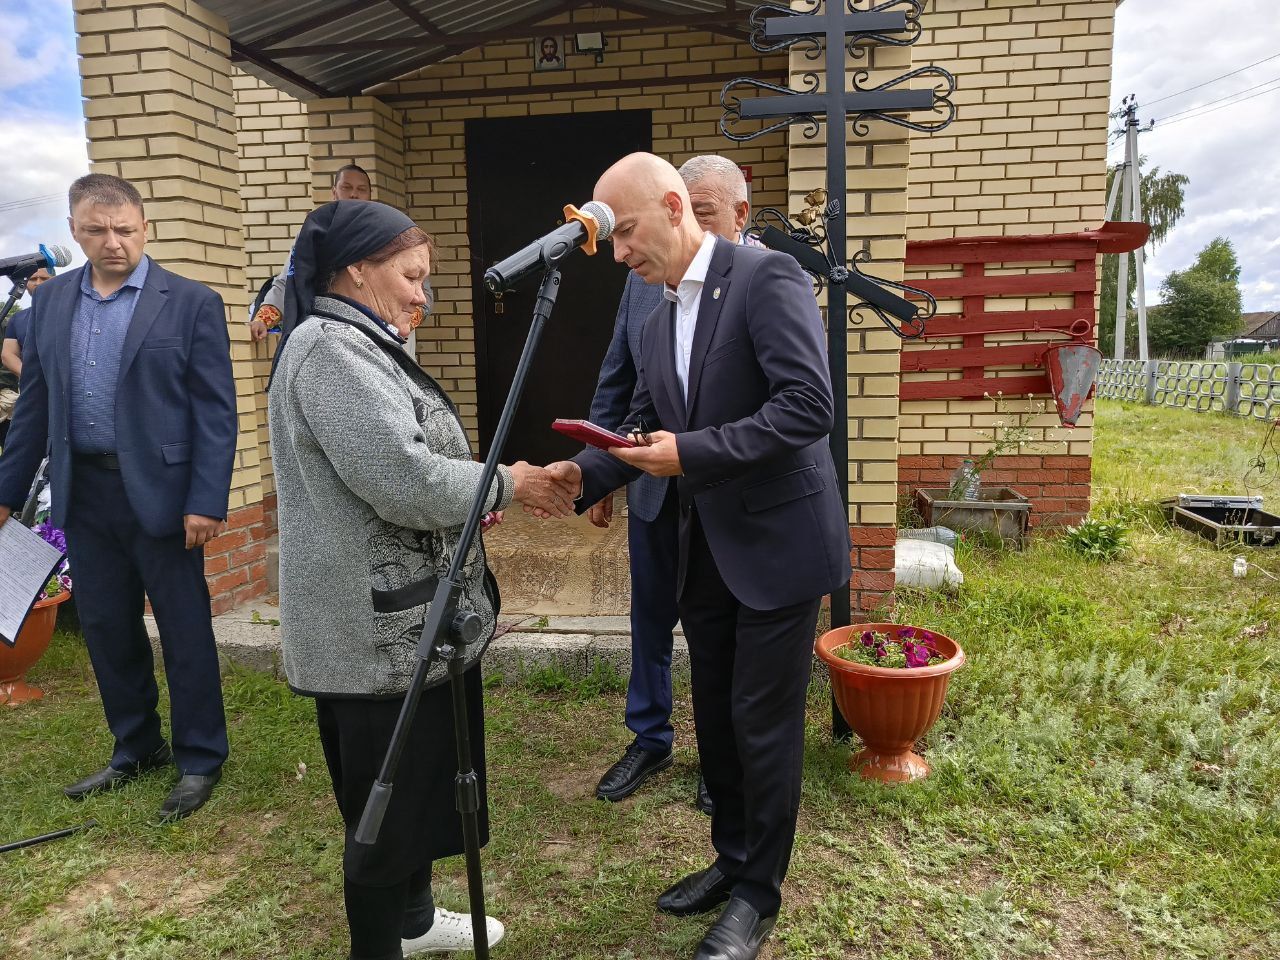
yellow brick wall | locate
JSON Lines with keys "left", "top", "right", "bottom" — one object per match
{"left": 76, "top": 0, "right": 263, "bottom": 513}
{"left": 231, "top": 84, "right": 414, "bottom": 499}
{"left": 787, "top": 41, "right": 914, "bottom": 530}
{"left": 308, "top": 97, "right": 408, "bottom": 209}
{"left": 786, "top": 38, "right": 914, "bottom": 612}
{"left": 373, "top": 9, "right": 790, "bottom": 443}
{"left": 901, "top": 0, "right": 1116, "bottom": 461}
{"left": 231, "top": 68, "right": 310, "bottom": 499}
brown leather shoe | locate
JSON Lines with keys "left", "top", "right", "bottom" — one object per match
{"left": 63, "top": 743, "right": 173, "bottom": 800}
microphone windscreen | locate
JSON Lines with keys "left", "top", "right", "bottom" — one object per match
{"left": 47, "top": 245, "right": 72, "bottom": 267}
{"left": 579, "top": 201, "right": 615, "bottom": 241}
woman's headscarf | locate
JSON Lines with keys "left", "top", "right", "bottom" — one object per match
{"left": 269, "top": 199, "right": 416, "bottom": 385}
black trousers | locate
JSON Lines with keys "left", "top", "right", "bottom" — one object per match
{"left": 679, "top": 514, "right": 820, "bottom": 918}
{"left": 316, "top": 669, "right": 488, "bottom": 960}
{"left": 63, "top": 460, "right": 228, "bottom": 775}
{"left": 341, "top": 867, "right": 435, "bottom": 960}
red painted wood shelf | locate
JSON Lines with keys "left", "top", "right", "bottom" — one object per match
{"left": 900, "top": 222, "right": 1149, "bottom": 401}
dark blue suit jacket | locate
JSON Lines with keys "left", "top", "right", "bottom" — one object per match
{"left": 575, "top": 237, "right": 851, "bottom": 611}
{"left": 587, "top": 271, "right": 669, "bottom": 523}
{"left": 0, "top": 259, "right": 238, "bottom": 538}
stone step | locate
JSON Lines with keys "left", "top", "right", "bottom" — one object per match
{"left": 482, "top": 497, "right": 632, "bottom": 616}
{"left": 483, "top": 630, "right": 689, "bottom": 682}
{"left": 145, "top": 610, "right": 686, "bottom": 684}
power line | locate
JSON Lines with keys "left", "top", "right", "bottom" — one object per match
{"left": 1138, "top": 50, "right": 1280, "bottom": 108}
{"left": 1152, "top": 73, "right": 1280, "bottom": 123}
{"left": 0, "top": 193, "right": 64, "bottom": 214}
{"left": 1107, "top": 76, "right": 1280, "bottom": 157}
{"left": 1151, "top": 82, "right": 1280, "bottom": 129}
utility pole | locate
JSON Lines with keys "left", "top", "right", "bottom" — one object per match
{"left": 1127, "top": 104, "right": 1150, "bottom": 361}
{"left": 1109, "top": 96, "right": 1151, "bottom": 361}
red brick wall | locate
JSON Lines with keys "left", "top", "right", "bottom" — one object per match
{"left": 205, "top": 498, "right": 274, "bottom": 616}
{"left": 850, "top": 527, "right": 897, "bottom": 617}
{"left": 899, "top": 453, "right": 1092, "bottom": 530}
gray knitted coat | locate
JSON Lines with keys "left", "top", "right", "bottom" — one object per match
{"left": 268, "top": 296, "right": 514, "bottom": 697}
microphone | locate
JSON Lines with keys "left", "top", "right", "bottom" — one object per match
{"left": 0, "top": 244, "right": 72, "bottom": 279}
{"left": 483, "top": 201, "right": 615, "bottom": 294}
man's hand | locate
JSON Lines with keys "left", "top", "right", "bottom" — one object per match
{"left": 509, "top": 461, "right": 578, "bottom": 518}
{"left": 248, "top": 318, "right": 269, "bottom": 342}
{"left": 610, "top": 430, "right": 682, "bottom": 477}
{"left": 521, "top": 461, "right": 583, "bottom": 519}
{"left": 184, "top": 514, "right": 225, "bottom": 550}
{"left": 0, "top": 505, "right": 10, "bottom": 527}
{"left": 587, "top": 493, "right": 615, "bottom": 528}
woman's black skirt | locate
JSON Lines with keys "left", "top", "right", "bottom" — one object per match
{"left": 315, "top": 664, "right": 489, "bottom": 887}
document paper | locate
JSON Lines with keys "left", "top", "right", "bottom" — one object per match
{"left": 0, "top": 520, "right": 65, "bottom": 647}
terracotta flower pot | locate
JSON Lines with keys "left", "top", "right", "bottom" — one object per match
{"left": 815, "top": 623, "right": 965, "bottom": 783}
{"left": 0, "top": 590, "right": 70, "bottom": 706}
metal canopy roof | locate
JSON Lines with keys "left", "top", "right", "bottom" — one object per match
{"left": 206, "top": 1, "right": 762, "bottom": 100}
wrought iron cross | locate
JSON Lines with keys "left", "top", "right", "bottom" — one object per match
{"left": 721, "top": 0, "right": 955, "bottom": 336}
{"left": 720, "top": 0, "right": 955, "bottom": 733}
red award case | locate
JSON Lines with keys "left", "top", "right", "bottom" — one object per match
{"left": 551, "top": 419, "right": 636, "bottom": 450}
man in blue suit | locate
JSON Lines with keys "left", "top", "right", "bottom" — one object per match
{"left": 546, "top": 154, "right": 851, "bottom": 960}
{"left": 587, "top": 156, "right": 760, "bottom": 813}
{"left": 0, "top": 174, "right": 237, "bottom": 821}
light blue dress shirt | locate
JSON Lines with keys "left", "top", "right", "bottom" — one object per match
{"left": 69, "top": 256, "right": 150, "bottom": 454}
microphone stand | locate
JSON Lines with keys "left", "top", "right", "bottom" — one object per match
{"left": 355, "top": 265, "right": 565, "bottom": 960}
{"left": 2, "top": 270, "right": 50, "bottom": 528}
{"left": 1, "top": 269, "right": 33, "bottom": 335}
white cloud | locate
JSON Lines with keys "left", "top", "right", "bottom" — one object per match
{"left": 0, "top": 29, "right": 71, "bottom": 92}
{"left": 1, "top": 113, "right": 90, "bottom": 292}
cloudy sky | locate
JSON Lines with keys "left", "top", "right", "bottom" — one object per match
{"left": 1110, "top": 0, "right": 1279, "bottom": 312}
{"left": 0, "top": 0, "right": 1276, "bottom": 311}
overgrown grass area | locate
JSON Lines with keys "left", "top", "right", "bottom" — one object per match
{"left": 1238, "top": 351, "right": 1279, "bottom": 367}
{"left": 2, "top": 399, "right": 1278, "bottom": 959}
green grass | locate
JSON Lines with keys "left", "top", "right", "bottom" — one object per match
{"left": 2, "top": 398, "right": 1279, "bottom": 958}
{"left": 1237, "top": 351, "right": 1279, "bottom": 367}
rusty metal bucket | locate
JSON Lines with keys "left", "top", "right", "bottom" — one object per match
{"left": 1045, "top": 343, "right": 1103, "bottom": 427}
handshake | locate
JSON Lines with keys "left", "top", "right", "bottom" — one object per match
{"left": 502, "top": 429, "right": 684, "bottom": 523}
{"left": 507, "top": 461, "right": 583, "bottom": 519}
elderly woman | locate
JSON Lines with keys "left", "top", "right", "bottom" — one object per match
{"left": 269, "top": 201, "right": 573, "bottom": 960}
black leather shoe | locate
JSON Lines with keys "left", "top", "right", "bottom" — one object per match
{"left": 693, "top": 898, "right": 776, "bottom": 960}
{"left": 63, "top": 743, "right": 173, "bottom": 800}
{"left": 696, "top": 772, "right": 714, "bottom": 816}
{"left": 657, "top": 864, "right": 733, "bottom": 916}
{"left": 158, "top": 769, "right": 221, "bottom": 821}
{"left": 595, "top": 743, "right": 673, "bottom": 802}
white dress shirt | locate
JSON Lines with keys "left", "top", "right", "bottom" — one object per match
{"left": 664, "top": 232, "right": 718, "bottom": 400}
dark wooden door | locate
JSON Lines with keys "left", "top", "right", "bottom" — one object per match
{"left": 466, "top": 110, "right": 651, "bottom": 463}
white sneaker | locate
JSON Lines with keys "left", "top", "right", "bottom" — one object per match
{"left": 401, "top": 906, "right": 506, "bottom": 955}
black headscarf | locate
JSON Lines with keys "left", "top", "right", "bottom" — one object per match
{"left": 269, "top": 199, "right": 417, "bottom": 385}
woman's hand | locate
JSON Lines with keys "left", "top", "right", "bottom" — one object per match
{"left": 250, "top": 304, "right": 280, "bottom": 342}
{"left": 509, "top": 461, "right": 579, "bottom": 518}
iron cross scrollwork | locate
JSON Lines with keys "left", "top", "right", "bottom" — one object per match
{"left": 720, "top": 0, "right": 955, "bottom": 338}
{"left": 746, "top": 192, "right": 938, "bottom": 339}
